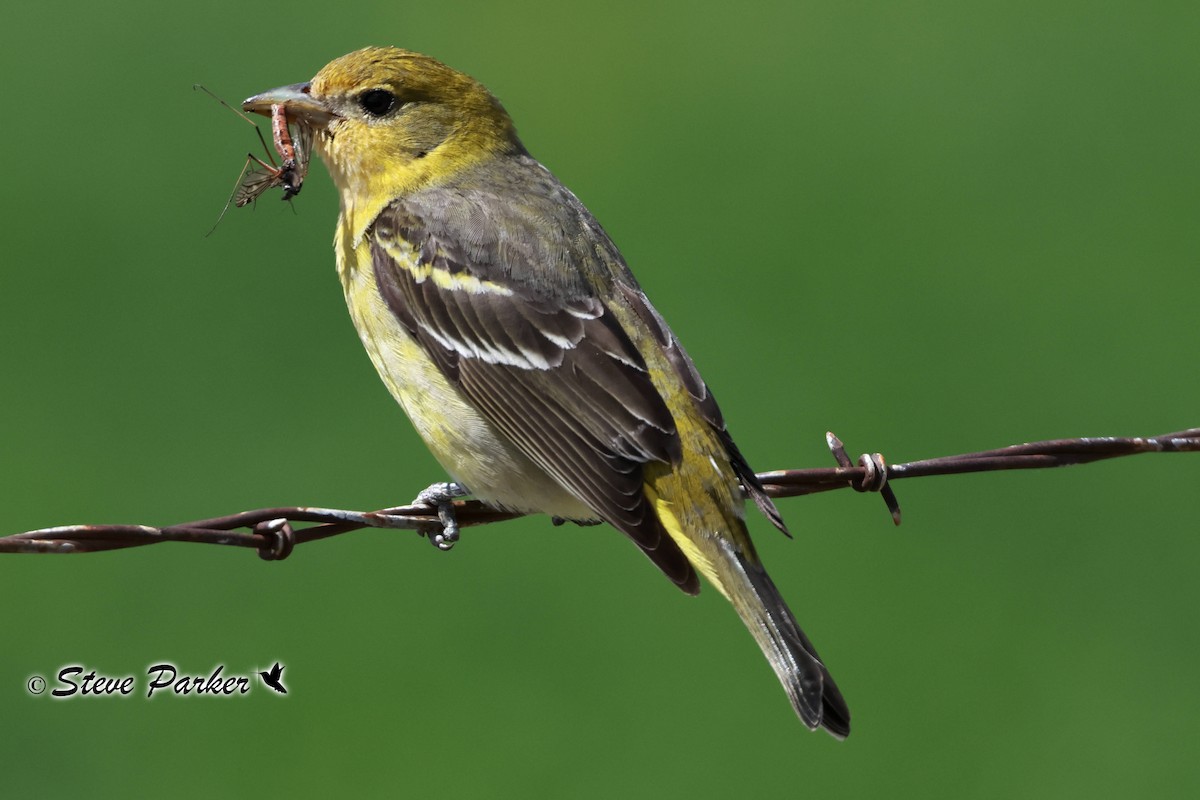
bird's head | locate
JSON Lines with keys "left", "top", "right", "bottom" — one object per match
{"left": 244, "top": 47, "right": 522, "bottom": 235}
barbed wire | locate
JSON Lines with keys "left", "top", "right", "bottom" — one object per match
{"left": 2, "top": 428, "right": 1195, "bottom": 558}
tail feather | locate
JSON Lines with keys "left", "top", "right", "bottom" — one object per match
{"left": 728, "top": 542, "right": 850, "bottom": 738}
{"left": 647, "top": 478, "right": 850, "bottom": 737}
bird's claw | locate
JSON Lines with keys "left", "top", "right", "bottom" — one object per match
{"left": 412, "top": 481, "right": 469, "bottom": 551}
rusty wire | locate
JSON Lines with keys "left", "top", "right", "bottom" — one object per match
{"left": 2, "top": 428, "right": 1195, "bottom": 558}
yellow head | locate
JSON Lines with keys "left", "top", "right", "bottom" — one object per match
{"left": 244, "top": 47, "right": 523, "bottom": 237}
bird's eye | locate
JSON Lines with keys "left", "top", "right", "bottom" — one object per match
{"left": 358, "top": 89, "right": 397, "bottom": 117}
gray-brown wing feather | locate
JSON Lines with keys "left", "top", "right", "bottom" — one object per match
{"left": 369, "top": 175, "right": 700, "bottom": 592}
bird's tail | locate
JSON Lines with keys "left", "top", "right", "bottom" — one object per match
{"left": 646, "top": 480, "right": 850, "bottom": 738}
{"left": 722, "top": 542, "right": 850, "bottom": 738}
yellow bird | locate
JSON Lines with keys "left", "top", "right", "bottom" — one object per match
{"left": 244, "top": 47, "right": 849, "bottom": 737}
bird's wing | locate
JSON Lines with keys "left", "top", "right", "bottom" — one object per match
{"left": 368, "top": 180, "right": 704, "bottom": 592}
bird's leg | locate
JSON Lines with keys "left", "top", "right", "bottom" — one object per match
{"left": 412, "top": 481, "right": 470, "bottom": 551}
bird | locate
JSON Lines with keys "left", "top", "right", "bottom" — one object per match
{"left": 242, "top": 46, "right": 849, "bottom": 737}
{"left": 259, "top": 662, "right": 287, "bottom": 694}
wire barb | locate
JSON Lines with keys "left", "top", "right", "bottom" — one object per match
{"left": 255, "top": 518, "right": 296, "bottom": 561}
{"left": 823, "top": 433, "right": 902, "bottom": 525}
{"left": 1, "top": 428, "right": 1195, "bottom": 556}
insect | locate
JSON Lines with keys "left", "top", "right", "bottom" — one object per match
{"left": 233, "top": 102, "right": 312, "bottom": 206}
{"left": 195, "top": 85, "right": 313, "bottom": 235}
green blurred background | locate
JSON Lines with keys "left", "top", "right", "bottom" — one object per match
{"left": 2, "top": 1, "right": 1197, "bottom": 796}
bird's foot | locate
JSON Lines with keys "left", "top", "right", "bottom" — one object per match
{"left": 412, "top": 481, "right": 470, "bottom": 551}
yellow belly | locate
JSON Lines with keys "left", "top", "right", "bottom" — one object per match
{"left": 337, "top": 228, "right": 595, "bottom": 521}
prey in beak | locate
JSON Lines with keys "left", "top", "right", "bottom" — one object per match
{"left": 239, "top": 83, "right": 338, "bottom": 205}
{"left": 239, "top": 103, "right": 311, "bottom": 206}
{"left": 198, "top": 83, "right": 319, "bottom": 236}
{"left": 235, "top": 82, "right": 338, "bottom": 207}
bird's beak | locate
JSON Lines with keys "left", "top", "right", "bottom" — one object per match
{"left": 242, "top": 82, "right": 334, "bottom": 126}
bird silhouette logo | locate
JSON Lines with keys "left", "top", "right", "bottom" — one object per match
{"left": 258, "top": 662, "right": 287, "bottom": 694}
